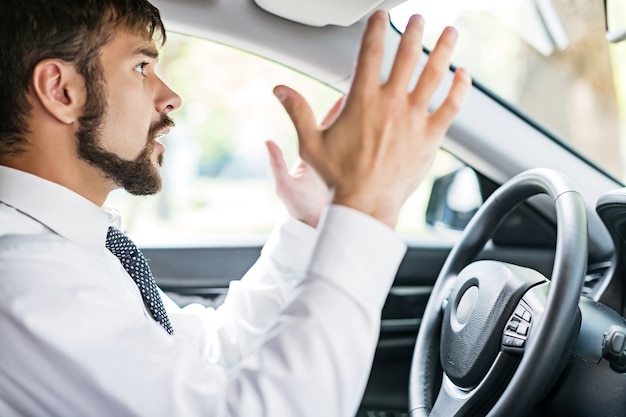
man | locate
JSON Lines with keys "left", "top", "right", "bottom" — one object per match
{"left": 0, "top": 0, "right": 470, "bottom": 416}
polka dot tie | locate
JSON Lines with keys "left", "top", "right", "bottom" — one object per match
{"left": 105, "top": 226, "right": 174, "bottom": 335}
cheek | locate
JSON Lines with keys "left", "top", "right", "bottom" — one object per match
{"left": 104, "top": 86, "right": 154, "bottom": 155}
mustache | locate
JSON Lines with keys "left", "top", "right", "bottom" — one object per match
{"left": 148, "top": 115, "right": 175, "bottom": 139}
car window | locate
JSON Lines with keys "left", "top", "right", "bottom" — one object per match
{"left": 105, "top": 33, "right": 471, "bottom": 245}
{"left": 391, "top": 0, "right": 626, "bottom": 182}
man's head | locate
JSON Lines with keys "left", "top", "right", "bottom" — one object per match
{"left": 0, "top": 0, "right": 181, "bottom": 198}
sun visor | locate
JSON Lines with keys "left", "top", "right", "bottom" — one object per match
{"left": 254, "top": 0, "right": 385, "bottom": 27}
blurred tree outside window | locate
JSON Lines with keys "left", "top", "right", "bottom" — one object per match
{"left": 392, "top": 0, "right": 626, "bottom": 181}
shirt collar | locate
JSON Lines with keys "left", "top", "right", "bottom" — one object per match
{"left": 0, "top": 165, "right": 112, "bottom": 253}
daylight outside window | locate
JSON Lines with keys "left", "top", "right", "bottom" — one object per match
{"left": 106, "top": 33, "right": 464, "bottom": 245}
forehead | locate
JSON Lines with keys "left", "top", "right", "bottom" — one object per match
{"left": 101, "top": 31, "right": 159, "bottom": 63}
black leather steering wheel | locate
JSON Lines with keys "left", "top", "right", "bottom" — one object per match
{"left": 409, "top": 168, "right": 587, "bottom": 417}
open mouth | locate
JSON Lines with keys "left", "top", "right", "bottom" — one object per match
{"left": 155, "top": 128, "right": 170, "bottom": 141}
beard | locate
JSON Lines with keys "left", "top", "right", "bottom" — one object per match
{"left": 75, "top": 85, "right": 175, "bottom": 196}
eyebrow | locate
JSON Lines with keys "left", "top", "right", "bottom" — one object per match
{"left": 134, "top": 46, "right": 159, "bottom": 60}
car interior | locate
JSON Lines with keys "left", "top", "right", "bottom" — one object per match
{"left": 113, "top": 0, "right": 626, "bottom": 415}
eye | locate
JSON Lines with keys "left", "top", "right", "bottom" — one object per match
{"left": 134, "top": 62, "right": 149, "bottom": 77}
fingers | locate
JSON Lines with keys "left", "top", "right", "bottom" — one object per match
{"left": 385, "top": 14, "right": 425, "bottom": 91}
{"left": 350, "top": 10, "right": 389, "bottom": 96}
{"left": 411, "top": 26, "right": 459, "bottom": 108}
{"left": 265, "top": 140, "right": 289, "bottom": 187}
{"left": 428, "top": 68, "right": 472, "bottom": 137}
{"left": 274, "top": 85, "right": 318, "bottom": 158}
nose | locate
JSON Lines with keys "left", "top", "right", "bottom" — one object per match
{"left": 155, "top": 76, "right": 182, "bottom": 114}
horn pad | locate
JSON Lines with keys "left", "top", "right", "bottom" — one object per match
{"left": 440, "top": 261, "right": 546, "bottom": 389}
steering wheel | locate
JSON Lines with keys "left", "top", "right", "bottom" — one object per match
{"left": 409, "top": 168, "right": 587, "bottom": 417}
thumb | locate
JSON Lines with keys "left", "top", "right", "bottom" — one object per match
{"left": 320, "top": 95, "right": 346, "bottom": 129}
{"left": 273, "top": 85, "right": 319, "bottom": 158}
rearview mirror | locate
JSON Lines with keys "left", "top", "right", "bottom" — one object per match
{"left": 604, "top": 0, "right": 626, "bottom": 43}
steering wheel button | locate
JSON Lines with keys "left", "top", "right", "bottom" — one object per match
{"left": 517, "top": 323, "right": 529, "bottom": 336}
{"left": 514, "top": 305, "right": 526, "bottom": 318}
{"left": 503, "top": 334, "right": 525, "bottom": 348}
{"left": 610, "top": 332, "right": 626, "bottom": 354}
{"left": 512, "top": 337, "right": 525, "bottom": 348}
{"left": 508, "top": 320, "right": 520, "bottom": 331}
{"left": 522, "top": 310, "right": 532, "bottom": 322}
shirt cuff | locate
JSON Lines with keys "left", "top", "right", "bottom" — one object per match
{"left": 308, "top": 205, "right": 407, "bottom": 310}
{"left": 261, "top": 215, "right": 318, "bottom": 273}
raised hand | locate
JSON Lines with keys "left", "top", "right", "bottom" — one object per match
{"left": 265, "top": 140, "right": 329, "bottom": 228}
{"left": 273, "top": 11, "right": 471, "bottom": 228}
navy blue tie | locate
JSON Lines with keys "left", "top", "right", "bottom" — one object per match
{"left": 105, "top": 226, "right": 174, "bottom": 335}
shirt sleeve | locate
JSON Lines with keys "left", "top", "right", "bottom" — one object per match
{"left": 224, "top": 205, "right": 408, "bottom": 417}
{"left": 0, "top": 206, "right": 406, "bottom": 417}
{"left": 166, "top": 215, "right": 320, "bottom": 370}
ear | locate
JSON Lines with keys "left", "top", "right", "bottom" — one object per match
{"left": 31, "top": 60, "right": 84, "bottom": 125}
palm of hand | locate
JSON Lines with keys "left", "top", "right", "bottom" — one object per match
{"left": 273, "top": 12, "right": 470, "bottom": 228}
{"left": 266, "top": 140, "right": 329, "bottom": 228}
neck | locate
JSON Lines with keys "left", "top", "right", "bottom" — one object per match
{"left": 2, "top": 134, "right": 115, "bottom": 207}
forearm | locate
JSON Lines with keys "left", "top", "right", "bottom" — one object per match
{"left": 226, "top": 205, "right": 407, "bottom": 416}
{"left": 169, "top": 215, "right": 319, "bottom": 369}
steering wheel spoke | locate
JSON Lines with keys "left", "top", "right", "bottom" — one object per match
{"left": 425, "top": 352, "right": 520, "bottom": 417}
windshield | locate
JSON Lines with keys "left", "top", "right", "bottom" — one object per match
{"left": 390, "top": 0, "right": 626, "bottom": 182}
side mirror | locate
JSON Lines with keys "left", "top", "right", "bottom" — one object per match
{"left": 426, "top": 167, "right": 483, "bottom": 231}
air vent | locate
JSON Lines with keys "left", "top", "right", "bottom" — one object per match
{"left": 582, "top": 263, "right": 612, "bottom": 298}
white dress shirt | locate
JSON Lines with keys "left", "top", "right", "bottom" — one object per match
{"left": 0, "top": 165, "right": 406, "bottom": 417}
